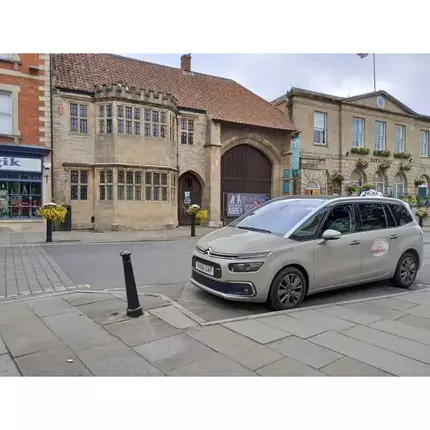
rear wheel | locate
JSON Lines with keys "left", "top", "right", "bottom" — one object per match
{"left": 266, "top": 266, "right": 307, "bottom": 311}
{"left": 390, "top": 252, "right": 418, "bottom": 289}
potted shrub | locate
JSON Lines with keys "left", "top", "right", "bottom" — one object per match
{"left": 356, "top": 159, "right": 369, "bottom": 170}
{"left": 345, "top": 183, "right": 360, "bottom": 196}
{"left": 36, "top": 202, "right": 68, "bottom": 243}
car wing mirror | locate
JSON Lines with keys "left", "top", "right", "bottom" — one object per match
{"left": 322, "top": 229, "right": 342, "bottom": 240}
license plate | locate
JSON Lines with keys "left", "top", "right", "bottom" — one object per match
{"left": 195, "top": 261, "right": 214, "bottom": 276}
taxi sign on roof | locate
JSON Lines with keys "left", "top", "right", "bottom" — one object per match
{"left": 360, "top": 189, "right": 383, "bottom": 197}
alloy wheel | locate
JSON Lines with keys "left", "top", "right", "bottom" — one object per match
{"left": 399, "top": 256, "right": 417, "bottom": 285}
{"left": 278, "top": 273, "right": 303, "bottom": 306}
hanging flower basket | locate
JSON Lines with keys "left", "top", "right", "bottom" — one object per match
{"left": 356, "top": 159, "right": 369, "bottom": 170}
{"left": 331, "top": 172, "right": 344, "bottom": 183}
{"left": 416, "top": 209, "right": 428, "bottom": 219}
{"left": 378, "top": 160, "right": 391, "bottom": 172}
{"left": 399, "top": 163, "right": 411, "bottom": 172}
{"left": 362, "top": 183, "right": 374, "bottom": 191}
{"left": 36, "top": 203, "right": 67, "bottom": 223}
{"left": 414, "top": 177, "right": 425, "bottom": 186}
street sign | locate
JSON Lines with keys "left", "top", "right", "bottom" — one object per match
{"left": 291, "top": 135, "right": 300, "bottom": 172}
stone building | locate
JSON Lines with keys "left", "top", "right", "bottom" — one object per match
{"left": 0, "top": 53, "right": 52, "bottom": 231}
{"left": 52, "top": 54, "right": 296, "bottom": 231}
{"left": 273, "top": 88, "right": 430, "bottom": 198}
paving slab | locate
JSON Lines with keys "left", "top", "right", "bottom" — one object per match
{"left": 149, "top": 305, "right": 197, "bottom": 329}
{"left": 342, "top": 325, "right": 430, "bottom": 365}
{"left": 317, "top": 305, "right": 383, "bottom": 325}
{"left": 267, "top": 336, "right": 343, "bottom": 369}
{"left": 77, "top": 341, "right": 163, "bottom": 376}
{"left": 186, "top": 325, "right": 283, "bottom": 370}
{"left": 60, "top": 292, "right": 88, "bottom": 304}
{"left": 394, "top": 290, "right": 430, "bottom": 305}
{"left": 256, "top": 357, "right": 325, "bottom": 376}
{"left": 223, "top": 319, "right": 291, "bottom": 344}
{"left": 168, "top": 352, "right": 257, "bottom": 376}
{"left": 24, "top": 296, "right": 78, "bottom": 318}
{"left": 343, "top": 302, "right": 407, "bottom": 320}
{"left": 134, "top": 333, "right": 214, "bottom": 373}
{"left": 0, "top": 353, "right": 21, "bottom": 376}
{"left": 0, "top": 315, "right": 63, "bottom": 357}
{"left": 368, "top": 297, "right": 418, "bottom": 312}
{"left": 76, "top": 298, "right": 126, "bottom": 321}
{"left": 369, "top": 319, "right": 430, "bottom": 346}
{"left": 395, "top": 314, "right": 430, "bottom": 332}
{"left": 0, "top": 301, "right": 34, "bottom": 321}
{"left": 42, "top": 311, "right": 116, "bottom": 352}
{"left": 287, "top": 309, "right": 356, "bottom": 331}
{"left": 0, "top": 336, "right": 7, "bottom": 355}
{"left": 310, "top": 331, "right": 430, "bottom": 376}
{"left": 63, "top": 293, "right": 115, "bottom": 307}
{"left": 406, "top": 304, "right": 430, "bottom": 319}
{"left": 16, "top": 346, "right": 92, "bottom": 376}
{"left": 320, "top": 357, "right": 392, "bottom": 377}
{"left": 104, "top": 315, "right": 181, "bottom": 347}
{"left": 258, "top": 314, "right": 327, "bottom": 339}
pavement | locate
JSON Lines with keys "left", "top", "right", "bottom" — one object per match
{"left": 4, "top": 288, "right": 430, "bottom": 376}
{"left": 0, "top": 226, "right": 215, "bottom": 246}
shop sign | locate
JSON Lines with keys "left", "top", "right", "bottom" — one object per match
{"left": 184, "top": 191, "right": 191, "bottom": 204}
{"left": 226, "top": 193, "right": 269, "bottom": 217}
{"left": 0, "top": 157, "right": 42, "bottom": 173}
{"left": 283, "top": 169, "right": 290, "bottom": 179}
{"left": 291, "top": 135, "right": 300, "bottom": 172}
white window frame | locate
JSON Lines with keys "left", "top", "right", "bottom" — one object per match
{"left": 0, "top": 91, "right": 12, "bottom": 135}
{"left": 373, "top": 172, "right": 385, "bottom": 195}
{"left": 314, "top": 112, "right": 327, "bottom": 146}
{"left": 393, "top": 174, "right": 405, "bottom": 198}
{"left": 375, "top": 121, "right": 386, "bottom": 150}
{"left": 395, "top": 124, "right": 406, "bottom": 153}
{"left": 0, "top": 84, "right": 20, "bottom": 137}
{"left": 420, "top": 130, "right": 429, "bottom": 158}
{"left": 352, "top": 117, "right": 365, "bottom": 148}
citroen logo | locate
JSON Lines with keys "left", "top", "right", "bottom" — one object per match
{"left": 207, "top": 247, "right": 212, "bottom": 255}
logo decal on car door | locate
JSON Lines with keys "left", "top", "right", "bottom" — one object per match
{"left": 370, "top": 238, "right": 389, "bottom": 257}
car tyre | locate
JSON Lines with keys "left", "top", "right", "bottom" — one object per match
{"left": 390, "top": 251, "right": 419, "bottom": 289}
{"left": 266, "top": 266, "right": 307, "bottom": 311}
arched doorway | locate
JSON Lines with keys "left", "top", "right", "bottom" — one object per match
{"left": 350, "top": 169, "right": 364, "bottom": 185}
{"left": 373, "top": 171, "right": 386, "bottom": 195}
{"left": 393, "top": 173, "right": 405, "bottom": 198}
{"left": 178, "top": 171, "right": 202, "bottom": 225}
{"left": 221, "top": 144, "right": 272, "bottom": 219}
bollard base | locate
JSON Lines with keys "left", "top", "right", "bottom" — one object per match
{"left": 127, "top": 306, "right": 143, "bottom": 318}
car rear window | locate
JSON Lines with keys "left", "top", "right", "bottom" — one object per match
{"left": 230, "top": 199, "right": 325, "bottom": 236}
{"left": 389, "top": 203, "right": 414, "bottom": 226}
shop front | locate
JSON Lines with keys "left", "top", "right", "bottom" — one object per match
{"left": 0, "top": 144, "right": 51, "bottom": 225}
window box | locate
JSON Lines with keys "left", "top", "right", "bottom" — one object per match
{"left": 373, "top": 150, "right": 391, "bottom": 157}
{"left": 393, "top": 152, "right": 411, "bottom": 159}
{"left": 351, "top": 147, "right": 369, "bottom": 155}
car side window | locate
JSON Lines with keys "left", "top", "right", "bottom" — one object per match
{"left": 357, "top": 203, "right": 387, "bottom": 231}
{"left": 290, "top": 209, "right": 327, "bottom": 242}
{"left": 389, "top": 203, "right": 414, "bottom": 226}
{"left": 383, "top": 204, "right": 396, "bottom": 227}
{"left": 321, "top": 205, "right": 354, "bottom": 235}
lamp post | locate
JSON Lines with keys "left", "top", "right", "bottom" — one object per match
{"left": 357, "top": 53, "right": 376, "bottom": 92}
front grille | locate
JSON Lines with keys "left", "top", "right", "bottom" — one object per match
{"left": 191, "top": 270, "right": 254, "bottom": 296}
{"left": 192, "top": 256, "right": 222, "bottom": 279}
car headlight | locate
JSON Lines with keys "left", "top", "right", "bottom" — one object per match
{"left": 229, "top": 262, "right": 264, "bottom": 273}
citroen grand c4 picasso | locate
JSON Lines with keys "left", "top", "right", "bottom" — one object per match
{"left": 190, "top": 196, "right": 424, "bottom": 310}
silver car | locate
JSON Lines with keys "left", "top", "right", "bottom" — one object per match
{"left": 190, "top": 196, "right": 424, "bottom": 310}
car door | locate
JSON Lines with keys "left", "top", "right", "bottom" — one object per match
{"left": 313, "top": 203, "right": 363, "bottom": 290}
{"left": 356, "top": 201, "right": 398, "bottom": 279}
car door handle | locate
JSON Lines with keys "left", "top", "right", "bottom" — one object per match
{"left": 389, "top": 234, "right": 398, "bottom": 240}
{"left": 350, "top": 240, "right": 361, "bottom": 245}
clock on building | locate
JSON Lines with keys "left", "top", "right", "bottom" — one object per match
{"left": 376, "top": 96, "right": 385, "bottom": 108}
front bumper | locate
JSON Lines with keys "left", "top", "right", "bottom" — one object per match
{"left": 190, "top": 250, "right": 270, "bottom": 303}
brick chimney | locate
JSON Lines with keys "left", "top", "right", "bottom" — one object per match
{"left": 181, "top": 54, "right": 191, "bottom": 72}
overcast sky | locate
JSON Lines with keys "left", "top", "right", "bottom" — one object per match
{"left": 124, "top": 54, "right": 430, "bottom": 116}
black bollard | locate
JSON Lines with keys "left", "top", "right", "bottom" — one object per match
{"left": 46, "top": 219, "right": 53, "bottom": 243}
{"left": 190, "top": 213, "right": 196, "bottom": 237}
{"left": 120, "top": 250, "right": 143, "bottom": 318}
{"left": 419, "top": 217, "right": 423, "bottom": 228}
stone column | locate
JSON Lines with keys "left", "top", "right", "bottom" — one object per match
{"left": 205, "top": 119, "right": 223, "bottom": 228}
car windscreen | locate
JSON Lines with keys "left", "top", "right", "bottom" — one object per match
{"left": 229, "top": 199, "right": 326, "bottom": 236}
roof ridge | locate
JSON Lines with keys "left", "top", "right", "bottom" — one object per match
{"left": 105, "top": 53, "right": 237, "bottom": 84}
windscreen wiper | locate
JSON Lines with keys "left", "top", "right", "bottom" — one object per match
{"left": 237, "top": 226, "right": 272, "bottom": 234}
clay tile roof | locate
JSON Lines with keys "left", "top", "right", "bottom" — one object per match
{"left": 53, "top": 53, "right": 296, "bottom": 132}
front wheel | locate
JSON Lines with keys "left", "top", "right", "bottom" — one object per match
{"left": 266, "top": 266, "right": 307, "bottom": 311}
{"left": 390, "top": 252, "right": 419, "bottom": 289}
